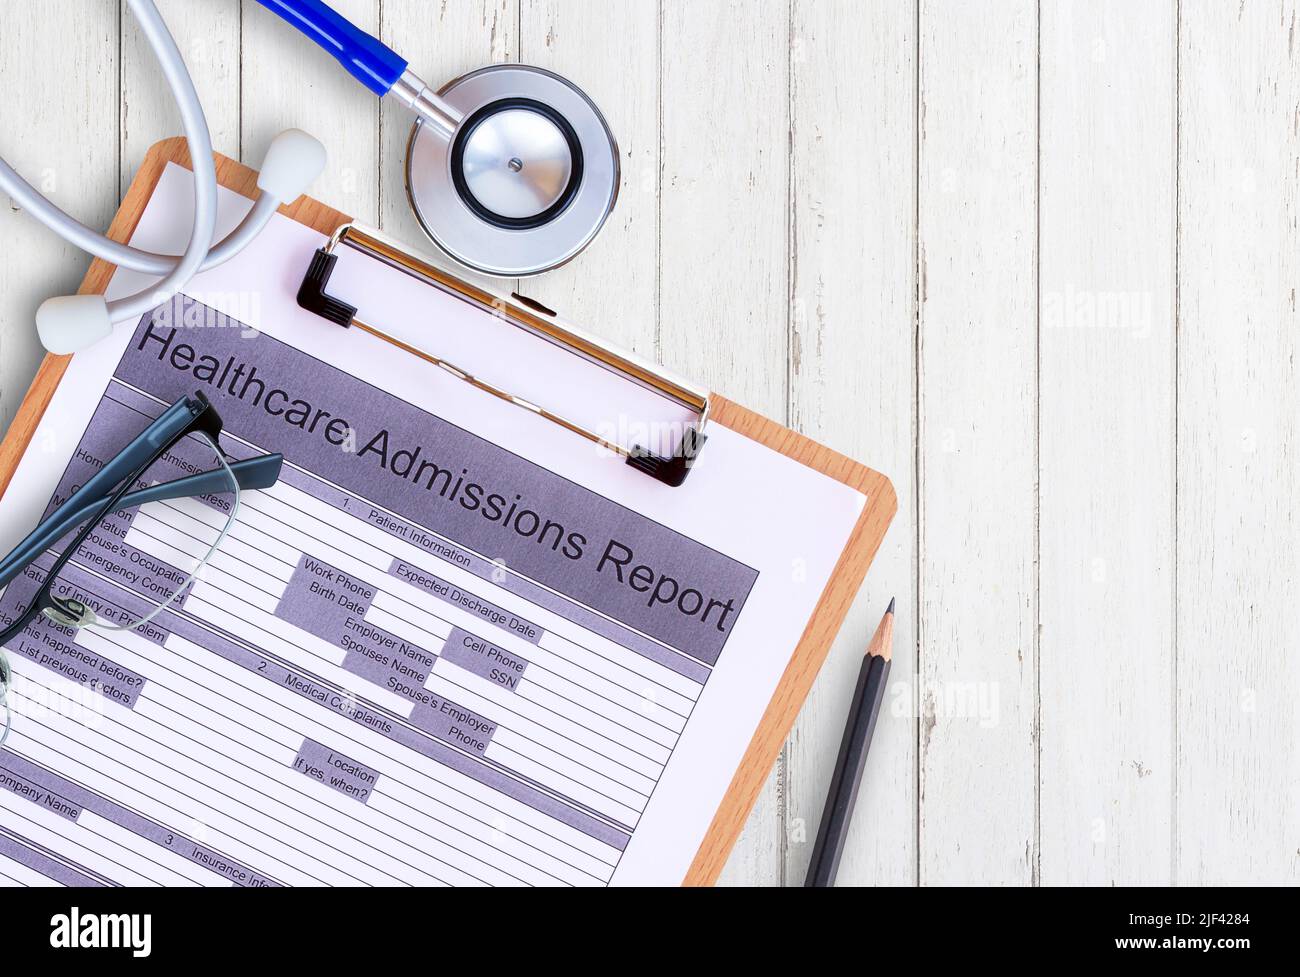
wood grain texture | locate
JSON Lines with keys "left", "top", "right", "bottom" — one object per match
{"left": 0, "top": 2, "right": 118, "bottom": 435}
{"left": 519, "top": 0, "right": 660, "bottom": 358}
{"left": 658, "top": 0, "right": 790, "bottom": 886}
{"left": 4, "top": 0, "right": 1300, "bottom": 886}
{"left": 379, "top": 0, "right": 517, "bottom": 277}
{"left": 1038, "top": 0, "right": 1175, "bottom": 884}
{"left": 785, "top": 0, "right": 918, "bottom": 885}
{"left": 240, "top": 0, "right": 380, "bottom": 225}
{"left": 1177, "top": 0, "right": 1300, "bottom": 883}
{"left": 121, "top": 0, "right": 242, "bottom": 188}
{"left": 682, "top": 397, "right": 896, "bottom": 885}
{"left": 917, "top": 0, "right": 1038, "bottom": 885}
{"left": 0, "top": 139, "right": 349, "bottom": 502}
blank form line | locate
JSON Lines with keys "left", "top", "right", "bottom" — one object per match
{"left": 182, "top": 590, "right": 657, "bottom": 817}
{"left": 47, "top": 637, "right": 560, "bottom": 885}
{"left": 0, "top": 798, "right": 167, "bottom": 886}
{"left": 0, "top": 825, "right": 115, "bottom": 886}
{"left": 183, "top": 562, "right": 666, "bottom": 788}
{"left": 9, "top": 710, "right": 341, "bottom": 886}
{"left": 105, "top": 628, "right": 611, "bottom": 880}
{"left": 137, "top": 521, "right": 669, "bottom": 781}
{"left": 172, "top": 597, "right": 635, "bottom": 844}
{"left": 254, "top": 475, "right": 713, "bottom": 685}
{"left": 31, "top": 678, "right": 506, "bottom": 886}
{"left": 0, "top": 775, "right": 212, "bottom": 886}
{"left": 136, "top": 508, "right": 691, "bottom": 748}
{"left": 244, "top": 489, "right": 705, "bottom": 705}
{"left": 103, "top": 389, "right": 708, "bottom": 702}
{"left": 47, "top": 550, "right": 636, "bottom": 843}
{"left": 80, "top": 628, "right": 575, "bottom": 885}
{"left": 17, "top": 553, "right": 627, "bottom": 871}
{"left": 223, "top": 497, "right": 698, "bottom": 723}
{"left": 13, "top": 675, "right": 481, "bottom": 886}
{"left": 126, "top": 637, "right": 613, "bottom": 880}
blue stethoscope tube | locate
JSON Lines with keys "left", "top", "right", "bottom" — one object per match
{"left": 256, "top": 0, "right": 407, "bottom": 96}
{"left": 256, "top": 0, "right": 464, "bottom": 141}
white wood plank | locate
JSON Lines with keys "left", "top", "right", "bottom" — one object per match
{"left": 0, "top": 2, "right": 119, "bottom": 433}
{"left": 1177, "top": 0, "right": 1300, "bottom": 884}
{"left": 784, "top": 0, "right": 917, "bottom": 886}
{"left": 1037, "top": 0, "right": 1175, "bottom": 884}
{"left": 659, "top": 0, "right": 789, "bottom": 885}
{"left": 14, "top": 0, "right": 1300, "bottom": 888}
{"left": 378, "top": 0, "right": 517, "bottom": 258}
{"left": 239, "top": 0, "right": 380, "bottom": 224}
{"left": 121, "top": 0, "right": 242, "bottom": 193}
{"left": 917, "top": 0, "right": 1038, "bottom": 884}
{"left": 518, "top": 0, "right": 659, "bottom": 357}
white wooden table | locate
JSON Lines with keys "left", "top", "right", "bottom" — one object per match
{"left": 1, "top": 0, "right": 1296, "bottom": 886}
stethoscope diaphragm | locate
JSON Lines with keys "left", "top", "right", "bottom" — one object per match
{"left": 406, "top": 64, "right": 620, "bottom": 278}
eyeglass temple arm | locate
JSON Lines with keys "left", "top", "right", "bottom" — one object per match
{"left": 0, "top": 454, "right": 282, "bottom": 592}
{"left": 96, "top": 453, "right": 284, "bottom": 515}
{"left": 109, "top": 453, "right": 284, "bottom": 512}
{"left": 0, "top": 398, "right": 190, "bottom": 591}
{"left": 72, "top": 398, "right": 200, "bottom": 506}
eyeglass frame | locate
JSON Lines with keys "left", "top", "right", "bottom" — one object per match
{"left": 0, "top": 391, "right": 282, "bottom": 746}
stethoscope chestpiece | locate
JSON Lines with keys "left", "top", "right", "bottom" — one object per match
{"left": 406, "top": 64, "right": 619, "bottom": 278}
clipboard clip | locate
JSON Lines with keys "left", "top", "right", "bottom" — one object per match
{"left": 297, "top": 224, "right": 709, "bottom": 487}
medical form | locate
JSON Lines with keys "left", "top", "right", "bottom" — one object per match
{"left": 0, "top": 165, "right": 867, "bottom": 886}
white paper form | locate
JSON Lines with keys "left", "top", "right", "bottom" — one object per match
{"left": 0, "top": 165, "right": 866, "bottom": 886}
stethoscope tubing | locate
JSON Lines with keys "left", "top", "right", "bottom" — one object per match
{"left": 0, "top": 0, "right": 217, "bottom": 325}
{"left": 0, "top": 0, "right": 300, "bottom": 336}
{"left": 106, "top": 0, "right": 216, "bottom": 324}
{"left": 255, "top": 0, "right": 408, "bottom": 96}
{"left": 255, "top": 0, "right": 462, "bottom": 139}
{"left": 0, "top": 160, "right": 280, "bottom": 278}
{"left": 0, "top": 0, "right": 615, "bottom": 353}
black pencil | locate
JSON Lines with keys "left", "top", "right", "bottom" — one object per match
{"left": 804, "top": 597, "right": 894, "bottom": 887}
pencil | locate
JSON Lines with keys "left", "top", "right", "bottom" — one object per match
{"left": 804, "top": 597, "right": 894, "bottom": 887}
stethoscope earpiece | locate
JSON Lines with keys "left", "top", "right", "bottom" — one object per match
{"left": 36, "top": 296, "right": 113, "bottom": 356}
{"left": 21, "top": 124, "right": 326, "bottom": 355}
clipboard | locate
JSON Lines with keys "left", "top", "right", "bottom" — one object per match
{"left": 0, "top": 138, "right": 896, "bottom": 885}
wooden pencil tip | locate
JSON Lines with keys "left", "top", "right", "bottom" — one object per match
{"left": 886, "top": 597, "right": 895, "bottom": 616}
{"left": 867, "top": 600, "right": 895, "bottom": 661}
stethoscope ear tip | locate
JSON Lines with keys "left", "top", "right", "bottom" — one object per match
{"left": 257, "top": 129, "right": 328, "bottom": 203}
{"left": 37, "top": 294, "right": 112, "bottom": 355}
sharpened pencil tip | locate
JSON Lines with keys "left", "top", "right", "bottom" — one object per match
{"left": 886, "top": 597, "right": 895, "bottom": 615}
{"left": 866, "top": 599, "right": 895, "bottom": 661}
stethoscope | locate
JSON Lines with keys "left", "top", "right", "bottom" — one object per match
{"left": 0, "top": 0, "right": 618, "bottom": 356}
{"left": 260, "top": 0, "right": 618, "bottom": 278}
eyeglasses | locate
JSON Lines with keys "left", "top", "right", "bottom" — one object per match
{"left": 0, "top": 391, "right": 282, "bottom": 748}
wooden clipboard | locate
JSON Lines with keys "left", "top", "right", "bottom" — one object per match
{"left": 0, "top": 138, "right": 897, "bottom": 886}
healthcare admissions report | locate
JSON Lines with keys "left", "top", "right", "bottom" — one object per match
{"left": 0, "top": 167, "right": 865, "bottom": 886}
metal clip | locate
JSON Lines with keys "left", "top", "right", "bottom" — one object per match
{"left": 296, "top": 224, "right": 712, "bottom": 486}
